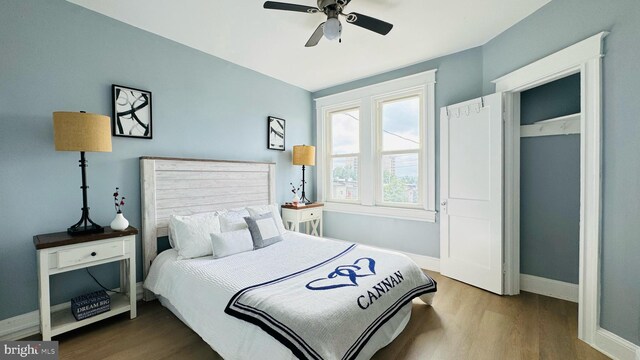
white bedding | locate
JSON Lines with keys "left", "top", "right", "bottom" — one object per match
{"left": 144, "top": 232, "right": 419, "bottom": 360}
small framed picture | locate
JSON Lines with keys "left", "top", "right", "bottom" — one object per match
{"left": 268, "top": 116, "right": 285, "bottom": 151}
{"left": 112, "top": 84, "right": 152, "bottom": 139}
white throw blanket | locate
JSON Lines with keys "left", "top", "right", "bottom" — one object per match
{"left": 225, "top": 243, "right": 437, "bottom": 360}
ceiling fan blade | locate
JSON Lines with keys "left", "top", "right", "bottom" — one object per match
{"left": 305, "top": 22, "right": 325, "bottom": 47}
{"left": 345, "top": 12, "right": 393, "bottom": 35}
{"left": 263, "top": 1, "right": 320, "bottom": 13}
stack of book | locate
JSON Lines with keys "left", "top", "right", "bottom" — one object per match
{"left": 71, "top": 290, "right": 111, "bottom": 321}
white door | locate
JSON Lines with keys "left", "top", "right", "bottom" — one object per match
{"left": 440, "top": 93, "right": 504, "bottom": 294}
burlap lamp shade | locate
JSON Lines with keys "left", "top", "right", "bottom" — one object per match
{"left": 292, "top": 145, "right": 316, "bottom": 166}
{"left": 53, "top": 112, "right": 112, "bottom": 152}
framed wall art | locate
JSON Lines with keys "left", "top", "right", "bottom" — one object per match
{"left": 112, "top": 84, "right": 152, "bottom": 139}
{"left": 268, "top": 116, "right": 285, "bottom": 151}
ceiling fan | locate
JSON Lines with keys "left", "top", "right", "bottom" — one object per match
{"left": 263, "top": 0, "right": 393, "bottom": 47}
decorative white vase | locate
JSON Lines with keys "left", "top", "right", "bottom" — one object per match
{"left": 292, "top": 194, "right": 301, "bottom": 205}
{"left": 110, "top": 212, "right": 129, "bottom": 231}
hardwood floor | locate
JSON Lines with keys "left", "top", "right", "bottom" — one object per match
{"left": 26, "top": 271, "right": 609, "bottom": 359}
{"left": 372, "top": 272, "right": 608, "bottom": 360}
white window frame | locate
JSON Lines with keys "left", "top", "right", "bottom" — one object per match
{"left": 315, "top": 70, "right": 437, "bottom": 222}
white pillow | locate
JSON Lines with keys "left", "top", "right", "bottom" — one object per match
{"left": 168, "top": 223, "right": 177, "bottom": 248}
{"left": 219, "top": 207, "right": 251, "bottom": 232}
{"left": 246, "top": 203, "right": 287, "bottom": 235}
{"left": 210, "top": 229, "right": 254, "bottom": 259}
{"left": 169, "top": 212, "right": 221, "bottom": 259}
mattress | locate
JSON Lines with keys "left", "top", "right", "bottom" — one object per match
{"left": 144, "top": 232, "right": 416, "bottom": 359}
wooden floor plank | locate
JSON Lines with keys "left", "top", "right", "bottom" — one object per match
{"left": 23, "top": 270, "right": 608, "bottom": 359}
{"left": 503, "top": 291, "right": 540, "bottom": 360}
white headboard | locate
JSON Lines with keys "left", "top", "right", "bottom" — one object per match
{"left": 140, "top": 156, "right": 276, "bottom": 298}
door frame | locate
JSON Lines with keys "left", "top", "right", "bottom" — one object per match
{"left": 493, "top": 31, "right": 607, "bottom": 345}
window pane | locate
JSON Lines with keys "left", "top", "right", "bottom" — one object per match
{"left": 382, "top": 96, "right": 420, "bottom": 151}
{"left": 331, "top": 108, "right": 360, "bottom": 155}
{"left": 382, "top": 153, "right": 419, "bottom": 204}
{"left": 331, "top": 157, "right": 359, "bottom": 201}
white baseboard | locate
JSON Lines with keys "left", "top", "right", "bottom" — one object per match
{"left": 514, "top": 276, "right": 640, "bottom": 360}
{"left": 591, "top": 328, "right": 640, "bottom": 360}
{"left": 520, "top": 274, "right": 578, "bottom": 302}
{"left": 0, "top": 282, "right": 143, "bottom": 341}
{"left": 399, "top": 251, "right": 440, "bottom": 272}
{"left": 324, "top": 236, "right": 441, "bottom": 272}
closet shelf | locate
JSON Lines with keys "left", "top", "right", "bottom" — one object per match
{"left": 520, "top": 113, "right": 580, "bottom": 138}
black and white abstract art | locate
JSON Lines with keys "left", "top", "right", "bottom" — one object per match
{"left": 112, "top": 84, "right": 152, "bottom": 139}
{"left": 268, "top": 116, "right": 285, "bottom": 151}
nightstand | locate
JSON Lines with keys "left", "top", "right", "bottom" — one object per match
{"left": 281, "top": 203, "right": 323, "bottom": 237}
{"left": 33, "top": 226, "right": 138, "bottom": 341}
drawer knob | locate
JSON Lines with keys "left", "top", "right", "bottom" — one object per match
{"left": 310, "top": 213, "right": 314, "bottom": 216}
{"left": 91, "top": 252, "right": 97, "bottom": 257}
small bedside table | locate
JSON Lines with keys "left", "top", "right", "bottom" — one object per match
{"left": 33, "top": 226, "right": 138, "bottom": 341}
{"left": 281, "top": 203, "right": 323, "bottom": 237}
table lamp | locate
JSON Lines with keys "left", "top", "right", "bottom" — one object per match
{"left": 292, "top": 145, "right": 315, "bottom": 204}
{"left": 53, "top": 111, "right": 112, "bottom": 235}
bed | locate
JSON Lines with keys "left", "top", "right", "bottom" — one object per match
{"left": 140, "top": 157, "right": 436, "bottom": 360}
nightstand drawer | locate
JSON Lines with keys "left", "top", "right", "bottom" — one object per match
{"left": 57, "top": 240, "right": 125, "bottom": 269}
{"left": 300, "top": 208, "right": 321, "bottom": 222}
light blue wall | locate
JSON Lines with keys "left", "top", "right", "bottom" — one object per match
{"left": 519, "top": 74, "right": 581, "bottom": 125}
{"left": 0, "top": 0, "right": 312, "bottom": 321}
{"left": 520, "top": 75, "right": 581, "bottom": 284}
{"left": 483, "top": 0, "right": 640, "bottom": 346}
{"left": 313, "top": 47, "right": 484, "bottom": 257}
{"left": 520, "top": 134, "right": 580, "bottom": 284}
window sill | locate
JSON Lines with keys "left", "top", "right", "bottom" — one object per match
{"left": 323, "top": 202, "right": 437, "bottom": 223}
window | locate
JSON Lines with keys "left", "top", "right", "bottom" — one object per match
{"left": 316, "top": 70, "right": 436, "bottom": 222}
{"left": 328, "top": 107, "right": 360, "bottom": 202}
{"left": 377, "top": 94, "right": 422, "bottom": 206}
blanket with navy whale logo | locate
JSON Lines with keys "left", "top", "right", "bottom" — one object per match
{"left": 225, "top": 243, "right": 437, "bottom": 360}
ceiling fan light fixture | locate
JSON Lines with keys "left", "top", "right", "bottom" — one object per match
{"left": 262, "top": 1, "right": 393, "bottom": 46}
{"left": 323, "top": 17, "right": 342, "bottom": 40}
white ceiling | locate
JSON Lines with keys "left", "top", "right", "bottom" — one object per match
{"left": 67, "top": 0, "right": 550, "bottom": 92}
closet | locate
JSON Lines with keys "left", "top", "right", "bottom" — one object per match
{"left": 440, "top": 33, "right": 605, "bottom": 343}
{"left": 519, "top": 74, "right": 581, "bottom": 288}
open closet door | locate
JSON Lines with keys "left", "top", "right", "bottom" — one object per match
{"left": 440, "top": 93, "right": 504, "bottom": 295}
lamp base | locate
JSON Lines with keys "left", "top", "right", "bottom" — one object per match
{"left": 67, "top": 152, "right": 104, "bottom": 236}
{"left": 299, "top": 165, "right": 314, "bottom": 205}
{"left": 68, "top": 223, "right": 104, "bottom": 236}
{"left": 300, "top": 192, "right": 313, "bottom": 205}
{"left": 67, "top": 206, "right": 104, "bottom": 236}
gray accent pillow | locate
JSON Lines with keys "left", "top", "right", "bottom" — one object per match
{"left": 244, "top": 213, "right": 284, "bottom": 249}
